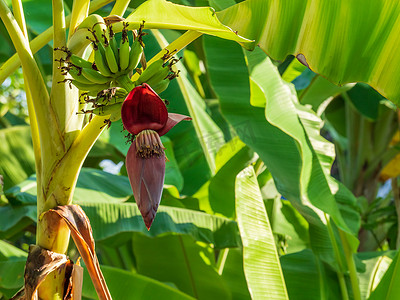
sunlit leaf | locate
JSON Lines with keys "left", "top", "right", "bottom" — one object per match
{"left": 217, "top": 0, "right": 400, "bottom": 103}
{"left": 123, "top": 0, "right": 252, "bottom": 47}
{"left": 236, "top": 166, "right": 288, "bottom": 299}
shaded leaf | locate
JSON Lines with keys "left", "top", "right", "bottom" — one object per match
{"left": 280, "top": 249, "right": 341, "bottom": 300}
{"left": 82, "top": 264, "right": 195, "bottom": 300}
{"left": 132, "top": 234, "right": 230, "bottom": 299}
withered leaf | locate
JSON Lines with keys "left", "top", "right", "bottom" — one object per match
{"left": 47, "top": 205, "right": 112, "bottom": 300}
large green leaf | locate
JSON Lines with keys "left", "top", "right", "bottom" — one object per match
{"left": 4, "top": 170, "right": 240, "bottom": 248}
{"left": 82, "top": 202, "right": 240, "bottom": 249}
{"left": 82, "top": 264, "right": 195, "bottom": 300}
{"left": 236, "top": 166, "right": 288, "bottom": 299}
{"left": 132, "top": 234, "right": 230, "bottom": 300}
{"left": 204, "top": 37, "right": 360, "bottom": 264}
{"left": 6, "top": 168, "right": 133, "bottom": 205}
{"left": 0, "top": 241, "right": 26, "bottom": 292}
{"left": 217, "top": 0, "right": 400, "bottom": 104}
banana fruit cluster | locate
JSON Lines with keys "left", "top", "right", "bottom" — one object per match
{"left": 57, "top": 14, "right": 180, "bottom": 126}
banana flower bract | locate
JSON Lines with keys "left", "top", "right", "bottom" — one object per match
{"left": 121, "top": 83, "right": 190, "bottom": 229}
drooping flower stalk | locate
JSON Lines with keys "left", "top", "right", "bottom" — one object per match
{"left": 121, "top": 83, "right": 191, "bottom": 229}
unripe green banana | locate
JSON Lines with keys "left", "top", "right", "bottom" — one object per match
{"left": 144, "top": 65, "right": 170, "bottom": 87}
{"left": 151, "top": 78, "right": 170, "bottom": 94}
{"left": 104, "top": 43, "right": 119, "bottom": 73}
{"left": 127, "top": 39, "right": 143, "bottom": 72}
{"left": 119, "top": 36, "right": 130, "bottom": 71}
{"left": 68, "top": 68, "right": 92, "bottom": 84}
{"left": 93, "top": 43, "right": 112, "bottom": 77}
{"left": 107, "top": 25, "right": 119, "bottom": 66}
{"left": 136, "top": 59, "right": 168, "bottom": 85}
{"left": 69, "top": 54, "right": 93, "bottom": 69}
{"left": 72, "top": 81, "right": 110, "bottom": 93}
{"left": 81, "top": 68, "right": 111, "bottom": 84}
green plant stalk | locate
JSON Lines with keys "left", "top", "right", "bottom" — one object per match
{"left": 149, "top": 30, "right": 217, "bottom": 174}
{"left": 216, "top": 248, "right": 229, "bottom": 275}
{"left": 51, "top": 0, "right": 80, "bottom": 146}
{"left": 315, "top": 257, "right": 327, "bottom": 300}
{"left": 392, "top": 178, "right": 400, "bottom": 249}
{"left": 42, "top": 116, "right": 108, "bottom": 213}
{"left": 338, "top": 229, "right": 362, "bottom": 300}
{"left": 116, "top": 74, "right": 136, "bottom": 91}
{"left": 110, "top": 0, "right": 131, "bottom": 16}
{"left": 325, "top": 213, "right": 349, "bottom": 300}
{"left": 0, "top": 0, "right": 113, "bottom": 85}
{"left": 36, "top": 0, "right": 77, "bottom": 296}
{"left": 68, "top": 0, "right": 90, "bottom": 41}
{"left": 11, "top": 0, "right": 42, "bottom": 183}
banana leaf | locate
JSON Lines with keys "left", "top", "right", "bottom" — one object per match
{"left": 217, "top": 0, "right": 400, "bottom": 104}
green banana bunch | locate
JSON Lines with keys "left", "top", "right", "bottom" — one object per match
{"left": 134, "top": 54, "right": 181, "bottom": 94}
{"left": 61, "top": 14, "right": 182, "bottom": 100}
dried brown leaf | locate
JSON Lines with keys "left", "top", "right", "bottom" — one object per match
{"left": 47, "top": 205, "right": 112, "bottom": 300}
{"left": 24, "top": 245, "right": 69, "bottom": 300}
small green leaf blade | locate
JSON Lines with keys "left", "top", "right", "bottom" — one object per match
{"left": 236, "top": 166, "right": 288, "bottom": 300}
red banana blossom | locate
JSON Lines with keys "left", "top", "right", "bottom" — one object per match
{"left": 121, "top": 83, "right": 191, "bottom": 229}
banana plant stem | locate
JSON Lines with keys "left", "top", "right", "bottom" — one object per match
{"left": 216, "top": 248, "right": 229, "bottom": 275}
{"left": 392, "top": 178, "right": 400, "bottom": 249}
{"left": 110, "top": 0, "right": 131, "bottom": 17}
{"left": 149, "top": 30, "right": 217, "bottom": 174}
{"left": 68, "top": 0, "right": 90, "bottom": 40}
{"left": 11, "top": 0, "right": 42, "bottom": 180}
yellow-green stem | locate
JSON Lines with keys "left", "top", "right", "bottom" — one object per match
{"left": 116, "top": 74, "right": 136, "bottom": 91}
{"left": 68, "top": 0, "right": 90, "bottom": 41}
{"left": 149, "top": 30, "right": 217, "bottom": 173}
{"left": 110, "top": 0, "right": 131, "bottom": 17}
{"left": 11, "top": 0, "right": 42, "bottom": 182}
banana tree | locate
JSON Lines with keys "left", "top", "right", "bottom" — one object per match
{"left": 0, "top": 0, "right": 250, "bottom": 298}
